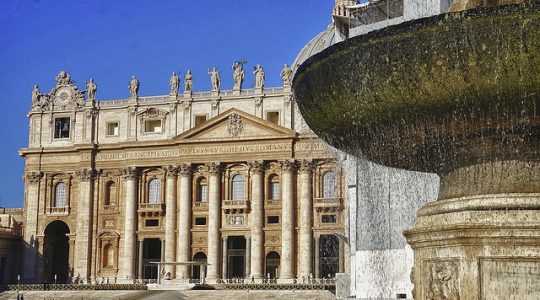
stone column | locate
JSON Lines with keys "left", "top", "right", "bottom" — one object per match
{"left": 120, "top": 167, "right": 139, "bottom": 280}
{"left": 23, "top": 171, "right": 43, "bottom": 283}
{"left": 163, "top": 166, "right": 178, "bottom": 277}
{"left": 314, "top": 234, "right": 320, "bottom": 278}
{"left": 138, "top": 239, "right": 144, "bottom": 279}
{"left": 245, "top": 236, "right": 251, "bottom": 278}
{"left": 280, "top": 159, "right": 296, "bottom": 279}
{"left": 74, "top": 168, "right": 95, "bottom": 281}
{"left": 206, "top": 162, "right": 222, "bottom": 280}
{"left": 222, "top": 236, "right": 228, "bottom": 279}
{"left": 248, "top": 161, "right": 265, "bottom": 278}
{"left": 67, "top": 234, "right": 76, "bottom": 278}
{"left": 176, "top": 163, "right": 192, "bottom": 279}
{"left": 298, "top": 160, "right": 313, "bottom": 278}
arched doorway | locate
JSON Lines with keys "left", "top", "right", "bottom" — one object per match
{"left": 43, "top": 220, "right": 70, "bottom": 283}
{"left": 320, "top": 235, "right": 339, "bottom": 278}
{"left": 265, "top": 251, "right": 280, "bottom": 279}
{"left": 192, "top": 252, "right": 207, "bottom": 281}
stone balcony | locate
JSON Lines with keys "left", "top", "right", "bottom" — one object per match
{"left": 222, "top": 199, "right": 250, "bottom": 214}
{"left": 47, "top": 206, "right": 70, "bottom": 215}
{"left": 265, "top": 199, "right": 281, "bottom": 208}
{"left": 138, "top": 202, "right": 165, "bottom": 217}
{"left": 313, "top": 198, "right": 343, "bottom": 212}
{"left": 193, "top": 201, "right": 209, "bottom": 211}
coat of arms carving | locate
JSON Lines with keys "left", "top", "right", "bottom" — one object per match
{"left": 227, "top": 113, "right": 243, "bottom": 137}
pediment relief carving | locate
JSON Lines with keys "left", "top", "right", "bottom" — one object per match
{"left": 175, "top": 108, "right": 296, "bottom": 141}
{"left": 137, "top": 107, "right": 169, "bottom": 119}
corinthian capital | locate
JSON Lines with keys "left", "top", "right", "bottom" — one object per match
{"left": 178, "top": 163, "right": 193, "bottom": 177}
{"left": 120, "top": 167, "right": 139, "bottom": 180}
{"left": 298, "top": 159, "right": 314, "bottom": 174}
{"left": 164, "top": 165, "right": 179, "bottom": 178}
{"left": 248, "top": 161, "right": 265, "bottom": 174}
{"left": 280, "top": 159, "right": 297, "bottom": 172}
{"left": 205, "top": 162, "right": 222, "bottom": 175}
{"left": 26, "top": 171, "right": 43, "bottom": 184}
{"left": 75, "top": 168, "right": 95, "bottom": 182}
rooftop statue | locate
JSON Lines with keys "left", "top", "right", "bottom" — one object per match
{"left": 208, "top": 67, "right": 221, "bottom": 91}
{"left": 280, "top": 64, "right": 293, "bottom": 87}
{"left": 85, "top": 78, "right": 97, "bottom": 101}
{"left": 55, "top": 71, "right": 72, "bottom": 86}
{"left": 232, "top": 62, "right": 245, "bottom": 90}
{"left": 184, "top": 70, "right": 193, "bottom": 92}
{"left": 129, "top": 75, "right": 139, "bottom": 98}
{"left": 169, "top": 72, "right": 180, "bottom": 95}
{"left": 254, "top": 64, "right": 265, "bottom": 89}
{"left": 31, "top": 84, "right": 40, "bottom": 105}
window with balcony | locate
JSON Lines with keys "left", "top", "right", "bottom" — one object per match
{"left": 197, "top": 178, "right": 208, "bottom": 203}
{"left": 54, "top": 182, "right": 67, "bottom": 207}
{"left": 104, "top": 181, "right": 117, "bottom": 207}
{"left": 322, "top": 171, "right": 336, "bottom": 198}
{"left": 231, "top": 174, "right": 245, "bottom": 200}
{"left": 148, "top": 179, "right": 161, "bottom": 204}
{"left": 268, "top": 174, "right": 280, "bottom": 200}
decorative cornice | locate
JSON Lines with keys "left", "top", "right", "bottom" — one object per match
{"left": 248, "top": 161, "right": 265, "bottom": 174}
{"left": 298, "top": 159, "right": 314, "bottom": 174}
{"left": 164, "top": 165, "right": 179, "bottom": 178}
{"left": 26, "top": 171, "right": 43, "bottom": 184}
{"left": 280, "top": 159, "right": 297, "bottom": 172}
{"left": 75, "top": 168, "right": 95, "bottom": 182}
{"left": 120, "top": 167, "right": 139, "bottom": 180}
{"left": 178, "top": 163, "right": 193, "bottom": 177}
{"left": 205, "top": 162, "right": 222, "bottom": 175}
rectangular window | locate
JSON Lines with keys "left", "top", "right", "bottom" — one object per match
{"left": 267, "top": 216, "right": 279, "bottom": 224}
{"left": 145, "top": 219, "right": 159, "bottom": 227}
{"left": 266, "top": 111, "right": 280, "bottom": 124}
{"left": 144, "top": 120, "right": 162, "bottom": 133}
{"left": 54, "top": 117, "right": 70, "bottom": 139}
{"left": 195, "top": 115, "right": 207, "bottom": 127}
{"left": 195, "top": 217, "right": 207, "bottom": 226}
{"left": 322, "top": 215, "right": 337, "bottom": 223}
{"left": 106, "top": 122, "right": 119, "bottom": 136}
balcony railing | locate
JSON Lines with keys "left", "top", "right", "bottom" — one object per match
{"left": 193, "top": 201, "right": 209, "bottom": 209}
{"left": 47, "top": 206, "right": 69, "bottom": 215}
{"left": 138, "top": 202, "right": 165, "bottom": 217}
{"left": 102, "top": 204, "right": 117, "bottom": 211}
{"left": 314, "top": 198, "right": 343, "bottom": 212}
{"left": 265, "top": 199, "right": 281, "bottom": 207}
{"left": 222, "top": 199, "right": 250, "bottom": 214}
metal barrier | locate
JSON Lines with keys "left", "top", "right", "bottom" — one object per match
{"left": 8, "top": 283, "right": 146, "bottom": 291}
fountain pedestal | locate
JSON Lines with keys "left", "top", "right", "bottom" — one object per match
{"left": 293, "top": 2, "right": 540, "bottom": 298}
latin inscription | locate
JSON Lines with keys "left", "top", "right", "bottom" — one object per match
{"left": 92, "top": 143, "right": 292, "bottom": 161}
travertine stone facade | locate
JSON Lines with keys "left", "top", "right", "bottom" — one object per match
{"left": 20, "top": 71, "right": 348, "bottom": 283}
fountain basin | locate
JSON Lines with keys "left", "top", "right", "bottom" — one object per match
{"left": 294, "top": 3, "right": 540, "bottom": 176}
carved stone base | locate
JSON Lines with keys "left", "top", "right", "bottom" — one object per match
{"left": 404, "top": 194, "right": 540, "bottom": 300}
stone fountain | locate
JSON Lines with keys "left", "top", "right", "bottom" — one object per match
{"left": 294, "top": 1, "right": 540, "bottom": 299}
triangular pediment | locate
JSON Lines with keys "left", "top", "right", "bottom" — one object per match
{"left": 175, "top": 108, "right": 297, "bottom": 142}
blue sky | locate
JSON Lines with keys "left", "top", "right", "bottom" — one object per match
{"left": 0, "top": 0, "right": 333, "bottom": 208}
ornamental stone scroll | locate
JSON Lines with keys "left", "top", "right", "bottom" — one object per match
{"left": 26, "top": 171, "right": 43, "bottom": 184}
{"left": 120, "top": 167, "right": 139, "bottom": 180}
{"left": 178, "top": 163, "right": 193, "bottom": 177}
{"left": 164, "top": 165, "right": 179, "bottom": 178}
{"left": 280, "top": 159, "right": 297, "bottom": 172}
{"left": 298, "top": 159, "right": 314, "bottom": 174}
{"left": 248, "top": 161, "right": 265, "bottom": 174}
{"left": 75, "top": 168, "right": 96, "bottom": 182}
{"left": 205, "top": 162, "right": 222, "bottom": 175}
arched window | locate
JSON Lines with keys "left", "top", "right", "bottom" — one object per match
{"left": 148, "top": 178, "right": 161, "bottom": 204}
{"left": 268, "top": 174, "right": 280, "bottom": 200}
{"left": 104, "top": 181, "right": 117, "bottom": 206}
{"left": 197, "top": 178, "right": 208, "bottom": 203}
{"left": 322, "top": 171, "right": 336, "bottom": 198}
{"left": 231, "top": 174, "right": 245, "bottom": 200}
{"left": 102, "top": 243, "right": 114, "bottom": 268}
{"left": 54, "top": 182, "right": 67, "bottom": 207}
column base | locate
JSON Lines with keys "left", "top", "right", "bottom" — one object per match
{"left": 404, "top": 193, "right": 540, "bottom": 300}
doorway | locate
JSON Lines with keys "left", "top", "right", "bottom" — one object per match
{"left": 43, "top": 220, "right": 70, "bottom": 283}
{"left": 192, "top": 252, "right": 207, "bottom": 281}
{"left": 320, "top": 235, "right": 339, "bottom": 278}
{"left": 227, "top": 236, "right": 246, "bottom": 278}
{"left": 142, "top": 238, "right": 161, "bottom": 280}
{"left": 265, "top": 251, "right": 280, "bottom": 279}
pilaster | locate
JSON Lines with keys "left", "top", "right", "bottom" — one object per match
{"left": 249, "top": 161, "right": 265, "bottom": 278}
{"left": 298, "top": 160, "right": 314, "bottom": 278}
{"left": 163, "top": 165, "right": 178, "bottom": 277}
{"left": 23, "top": 171, "right": 43, "bottom": 283}
{"left": 280, "top": 159, "right": 296, "bottom": 279}
{"left": 74, "top": 168, "right": 96, "bottom": 281}
{"left": 120, "top": 167, "right": 139, "bottom": 280}
{"left": 206, "top": 162, "right": 222, "bottom": 280}
{"left": 176, "top": 163, "right": 192, "bottom": 279}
